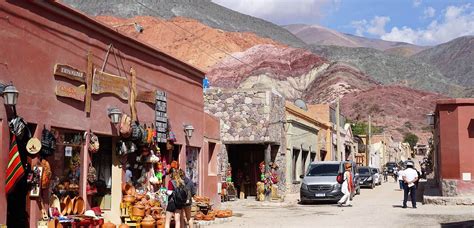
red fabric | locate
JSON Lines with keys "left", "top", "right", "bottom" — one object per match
{"left": 347, "top": 172, "right": 354, "bottom": 193}
{"left": 6, "top": 135, "right": 25, "bottom": 194}
{"left": 168, "top": 180, "right": 174, "bottom": 190}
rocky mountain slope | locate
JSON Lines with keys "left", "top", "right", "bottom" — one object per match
{"left": 308, "top": 45, "right": 467, "bottom": 97}
{"left": 340, "top": 85, "right": 446, "bottom": 140}
{"left": 207, "top": 44, "right": 329, "bottom": 99}
{"left": 413, "top": 36, "right": 474, "bottom": 87}
{"left": 96, "top": 16, "right": 283, "bottom": 70}
{"left": 284, "top": 24, "right": 425, "bottom": 54}
{"left": 63, "top": 0, "right": 306, "bottom": 48}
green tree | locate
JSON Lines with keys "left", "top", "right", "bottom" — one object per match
{"left": 403, "top": 132, "right": 419, "bottom": 149}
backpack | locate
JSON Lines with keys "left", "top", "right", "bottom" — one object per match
{"left": 120, "top": 114, "right": 132, "bottom": 138}
{"left": 172, "top": 180, "right": 188, "bottom": 207}
{"left": 41, "top": 127, "right": 56, "bottom": 156}
{"left": 336, "top": 172, "right": 344, "bottom": 184}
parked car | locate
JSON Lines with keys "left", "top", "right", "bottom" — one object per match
{"left": 300, "top": 161, "right": 360, "bottom": 204}
{"left": 385, "top": 162, "right": 398, "bottom": 174}
{"left": 371, "top": 167, "right": 382, "bottom": 186}
{"left": 358, "top": 166, "right": 376, "bottom": 189}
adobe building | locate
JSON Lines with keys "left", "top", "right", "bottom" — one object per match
{"left": 433, "top": 98, "right": 474, "bottom": 196}
{"left": 0, "top": 1, "right": 220, "bottom": 226}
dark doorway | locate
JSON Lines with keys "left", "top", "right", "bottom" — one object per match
{"left": 227, "top": 144, "right": 265, "bottom": 197}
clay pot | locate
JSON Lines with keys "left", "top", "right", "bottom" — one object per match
{"left": 118, "top": 224, "right": 129, "bottom": 228}
{"left": 122, "top": 183, "right": 136, "bottom": 196}
{"left": 151, "top": 207, "right": 163, "bottom": 219}
{"left": 203, "top": 214, "right": 214, "bottom": 221}
{"left": 72, "top": 196, "right": 85, "bottom": 215}
{"left": 141, "top": 216, "right": 155, "bottom": 228}
{"left": 122, "top": 194, "right": 136, "bottom": 203}
{"left": 135, "top": 193, "right": 145, "bottom": 201}
{"left": 102, "top": 221, "right": 116, "bottom": 228}
{"left": 216, "top": 210, "right": 226, "bottom": 218}
{"left": 194, "top": 212, "right": 204, "bottom": 220}
{"left": 132, "top": 204, "right": 145, "bottom": 217}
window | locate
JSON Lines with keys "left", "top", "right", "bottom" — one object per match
{"left": 306, "top": 164, "right": 339, "bottom": 176}
{"left": 292, "top": 149, "right": 300, "bottom": 181}
{"left": 310, "top": 152, "right": 316, "bottom": 162}
{"left": 320, "top": 150, "right": 327, "bottom": 161}
{"left": 301, "top": 150, "right": 309, "bottom": 178}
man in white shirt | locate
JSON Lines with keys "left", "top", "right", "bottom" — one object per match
{"left": 402, "top": 161, "right": 419, "bottom": 208}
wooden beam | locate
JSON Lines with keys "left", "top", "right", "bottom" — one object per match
{"left": 129, "top": 67, "right": 137, "bottom": 121}
{"left": 85, "top": 51, "right": 93, "bottom": 114}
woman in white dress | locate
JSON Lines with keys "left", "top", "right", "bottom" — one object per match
{"left": 338, "top": 163, "right": 354, "bottom": 207}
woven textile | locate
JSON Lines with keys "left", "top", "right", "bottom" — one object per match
{"left": 6, "top": 135, "right": 24, "bottom": 194}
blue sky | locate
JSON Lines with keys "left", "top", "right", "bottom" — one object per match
{"left": 213, "top": 0, "right": 474, "bottom": 45}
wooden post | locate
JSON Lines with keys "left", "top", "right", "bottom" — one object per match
{"left": 129, "top": 67, "right": 137, "bottom": 121}
{"left": 264, "top": 144, "right": 271, "bottom": 201}
{"left": 85, "top": 51, "right": 93, "bottom": 114}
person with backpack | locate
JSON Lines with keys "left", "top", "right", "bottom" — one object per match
{"left": 165, "top": 170, "right": 187, "bottom": 228}
{"left": 179, "top": 169, "right": 196, "bottom": 228}
{"left": 337, "top": 163, "right": 354, "bottom": 207}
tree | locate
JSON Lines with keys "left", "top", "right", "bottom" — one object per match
{"left": 403, "top": 133, "right": 419, "bottom": 149}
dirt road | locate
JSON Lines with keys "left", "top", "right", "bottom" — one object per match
{"left": 210, "top": 181, "right": 474, "bottom": 228}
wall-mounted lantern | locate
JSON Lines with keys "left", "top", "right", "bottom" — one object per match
{"left": 108, "top": 107, "right": 122, "bottom": 124}
{"left": 184, "top": 124, "right": 195, "bottom": 138}
{"left": 2, "top": 84, "right": 19, "bottom": 106}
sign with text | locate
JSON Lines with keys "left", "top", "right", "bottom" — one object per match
{"left": 55, "top": 84, "right": 86, "bottom": 102}
{"left": 54, "top": 64, "right": 86, "bottom": 83}
{"left": 92, "top": 70, "right": 129, "bottom": 100}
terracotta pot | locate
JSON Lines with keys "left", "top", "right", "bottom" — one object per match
{"left": 118, "top": 224, "right": 129, "bottom": 228}
{"left": 141, "top": 216, "right": 155, "bottom": 228}
{"left": 156, "top": 216, "right": 165, "bottom": 228}
{"left": 72, "top": 196, "right": 85, "bottom": 215}
{"left": 102, "top": 221, "right": 116, "bottom": 228}
{"left": 151, "top": 207, "right": 163, "bottom": 219}
{"left": 194, "top": 212, "right": 204, "bottom": 220}
{"left": 225, "top": 209, "right": 233, "bottom": 217}
{"left": 122, "top": 183, "right": 136, "bottom": 195}
{"left": 203, "top": 214, "right": 214, "bottom": 221}
{"left": 122, "top": 194, "right": 136, "bottom": 203}
{"left": 135, "top": 193, "right": 145, "bottom": 201}
{"left": 132, "top": 204, "right": 145, "bottom": 217}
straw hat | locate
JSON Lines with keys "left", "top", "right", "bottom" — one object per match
{"left": 84, "top": 210, "right": 98, "bottom": 219}
{"left": 49, "top": 194, "right": 61, "bottom": 213}
{"left": 26, "top": 137, "right": 42, "bottom": 154}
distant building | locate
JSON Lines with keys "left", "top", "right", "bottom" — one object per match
{"left": 433, "top": 98, "right": 474, "bottom": 196}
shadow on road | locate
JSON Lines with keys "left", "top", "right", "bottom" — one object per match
{"left": 392, "top": 205, "right": 404, "bottom": 208}
{"left": 440, "top": 220, "right": 474, "bottom": 228}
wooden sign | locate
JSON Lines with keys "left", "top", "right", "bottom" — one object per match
{"left": 55, "top": 84, "right": 86, "bottom": 102}
{"left": 136, "top": 90, "right": 156, "bottom": 104}
{"left": 54, "top": 64, "right": 86, "bottom": 83}
{"left": 92, "top": 70, "right": 129, "bottom": 100}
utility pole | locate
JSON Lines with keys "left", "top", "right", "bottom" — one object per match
{"left": 368, "top": 115, "right": 372, "bottom": 166}
{"left": 336, "top": 98, "right": 342, "bottom": 161}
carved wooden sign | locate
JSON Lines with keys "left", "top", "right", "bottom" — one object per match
{"left": 92, "top": 69, "right": 129, "bottom": 100}
{"left": 136, "top": 90, "right": 156, "bottom": 104}
{"left": 54, "top": 64, "right": 86, "bottom": 83}
{"left": 55, "top": 84, "right": 86, "bottom": 102}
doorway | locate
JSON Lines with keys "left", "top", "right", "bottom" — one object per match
{"left": 227, "top": 144, "right": 265, "bottom": 197}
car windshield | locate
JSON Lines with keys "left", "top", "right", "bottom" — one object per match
{"left": 372, "top": 169, "right": 378, "bottom": 173}
{"left": 306, "top": 164, "right": 339, "bottom": 176}
{"left": 358, "top": 168, "right": 370, "bottom": 175}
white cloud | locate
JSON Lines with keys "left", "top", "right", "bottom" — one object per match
{"left": 212, "top": 0, "right": 339, "bottom": 25}
{"left": 382, "top": 4, "right": 474, "bottom": 45}
{"left": 351, "top": 16, "right": 390, "bottom": 36}
{"left": 423, "top": 7, "right": 436, "bottom": 18}
{"left": 413, "top": 0, "right": 422, "bottom": 7}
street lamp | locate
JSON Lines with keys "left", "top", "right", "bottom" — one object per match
{"left": 2, "top": 84, "right": 19, "bottom": 106}
{"left": 107, "top": 107, "right": 122, "bottom": 124}
{"left": 184, "top": 124, "right": 194, "bottom": 138}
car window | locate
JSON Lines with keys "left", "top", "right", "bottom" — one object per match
{"left": 306, "top": 164, "right": 339, "bottom": 176}
{"left": 358, "top": 168, "right": 370, "bottom": 175}
{"left": 372, "top": 168, "right": 378, "bottom": 173}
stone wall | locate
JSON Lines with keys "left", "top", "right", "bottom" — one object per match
{"left": 204, "top": 88, "right": 285, "bottom": 143}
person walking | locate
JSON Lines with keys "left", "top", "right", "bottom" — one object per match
{"left": 337, "top": 163, "right": 354, "bottom": 207}
{"left": 165, "top": 170, "right": 184, "bottom": 228}
{"left": 397, "top": 167, "right": 405, "bottom": 190}
{"left": 402, "top": 161, "right": 419, "bottom": 208}
{"left": 383, "top": 167, "right": 388, "bottom": 182}
{"left": 179, "top": 169, "right": 196, "bottom": 228}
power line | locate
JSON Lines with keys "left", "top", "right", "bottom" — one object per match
{"left": 131, "top": 0, "right": 249, "bottom": 67}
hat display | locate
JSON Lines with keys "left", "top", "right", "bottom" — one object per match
{"left": 84, "top": 210, "right": 98, "bottom": 219}
{"left": 26, "top": 137, "right": 42, "bottom": 154}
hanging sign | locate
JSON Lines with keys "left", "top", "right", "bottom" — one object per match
{"left": 155, "top": 90, "right": 168, "bottom": 143}
{"left": 136, "top": 90, "right": 156, "bottom": 104}
{"left": 92, "top": 70, "right": 129, "bottom": 100}
{"left": 54, "top": 64, "right": 86, "bottom": 83}
{"left": 55, "top": 84, "right": 86, "bottom": 102}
